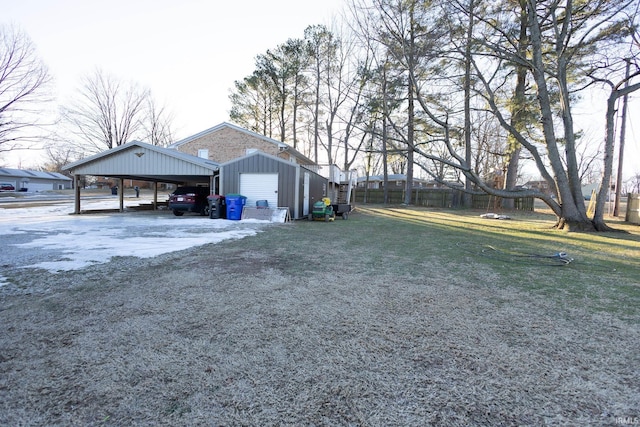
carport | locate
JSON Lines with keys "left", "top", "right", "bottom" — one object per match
{"left": 62, "top": 141, "right": 219, "bottom": 214}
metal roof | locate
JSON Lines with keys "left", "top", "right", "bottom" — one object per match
{"left": 0, "top": 167, "right": 72, "bottom": 181}
{"left": 62, "top": 140, "right": 219, "bottom": 183}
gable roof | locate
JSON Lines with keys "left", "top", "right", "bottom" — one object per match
{"left": 0, "top": 167, "right": 72, "bottom": 181}
{"left": 358, "top": 174, "right": 411, "bottom": 182}
{"left": 220, "top": 149, "right": 298, "bottom": 167}
{"left": 62, "top": 141, "right": 219, "bottom": 183}
{"left": 357, "top": 174, "right": 435, "bottom": 184}
{"left": 169, "top": 122, "right": 315, "bottom": 165}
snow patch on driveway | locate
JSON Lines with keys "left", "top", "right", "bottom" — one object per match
{"left": 0, "top": 197, "right": 270, "bottom": 277}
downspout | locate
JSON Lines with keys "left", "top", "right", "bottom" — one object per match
{"left": 294, "top": 166, "right": 300, "bottom": 220}
{"left": 219, "top": 168, "right": 224, "bottom": 196}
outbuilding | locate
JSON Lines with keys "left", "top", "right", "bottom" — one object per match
{"left": 0, "top": 167, "right": 72, "bottom": 192}
{"left": 220, "top": 151, "right": 327, "bottom": 220}
{"left": 62, "top": 123, "right": 334, "bottom": 219}
{"left": 62, "top": 141, "right": 219, "bottom": 213}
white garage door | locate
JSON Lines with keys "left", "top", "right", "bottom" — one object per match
{"left": 240, "top": 173, "right": 278, "bottom": 208}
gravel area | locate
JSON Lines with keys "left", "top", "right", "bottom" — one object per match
{"left": 0, "top": 212, "right": 638, "bottom": 426}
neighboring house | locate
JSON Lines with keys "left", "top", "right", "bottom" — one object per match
{"left": 357, "top": 174, "right": 431, "bottom": 189}
{"left": 523, "top": 180, "right": 553, "bottom": 196}
{"left": 0, "top": 167, "right": 72, "bottom": 192}
{"left": 582, "top": 182, "right": 599, "bottom": 200}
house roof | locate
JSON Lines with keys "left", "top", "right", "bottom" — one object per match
{"left": 62, "top": 140, "right": 219, "bottom": 183}
{"left": 169, "top": 122, "right": 316, "bottom": 165}
{"left": 0, "top": 167, "right": 72, "bottom": 181}
{"left": 358, "top": 174, "right": 415, "bottom": 182}
{"left": 220, "top": 149, "right": 297, "bottom": 167}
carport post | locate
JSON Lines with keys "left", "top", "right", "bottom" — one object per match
{"left": 118, "top": 178, "right": 124, "bottom": 212}
{"left": 153, "top": 182, "right": 159, "bottom": 210}
{"left": 74, "top": 175, "right": 81, "bottom": 214}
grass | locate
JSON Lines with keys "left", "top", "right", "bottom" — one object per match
{"left": 1, "top": 204, "right": 638, "bottom": 426}
{"left": 246, "top": 205, "right": 640, "bottom": 320}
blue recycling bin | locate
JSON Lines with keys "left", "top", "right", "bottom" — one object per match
{"left": 225, "top": 194, "right": 247, "bottom": 220}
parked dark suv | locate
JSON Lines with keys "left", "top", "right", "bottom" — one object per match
{"left": 168, "top": 186, "right": 210, "bottom": 216}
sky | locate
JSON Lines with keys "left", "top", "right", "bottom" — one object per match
{"left": 2, "top": 0, "right": 639, "bottom": 180}
{"left": 3, "top": 0, "right": 345, "bottom": 166}
{"left": 0, "top": 194, "right": 272, "bottom": 285}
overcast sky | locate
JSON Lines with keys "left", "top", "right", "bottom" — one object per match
{"left": 3, "top": 0, "right": 639, "bottom": 180}
{"left": 4, "top": 0, "right": 345, "bottom": 166}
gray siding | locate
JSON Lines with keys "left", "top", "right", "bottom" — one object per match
{"left": 300, "top": 166, "right": 328, "bottom": 210}
{"left": 222, "top": 155, "right": 296, "bottom": 208}
{"left": 0, "top": 168, "right": 72, "bottom": 191}
{"left": 221, "top": 153, "right": 327, "bottom": 219}
{"left": 71, "top": 145, "right": 215, "bottom": 176}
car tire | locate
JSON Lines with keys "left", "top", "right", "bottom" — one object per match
{"left": 173, "top": 210, "right": 184, "bottom": 216}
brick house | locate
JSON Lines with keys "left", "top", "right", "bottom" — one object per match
{"left": 63, "top": 123, "right": 330, "bottom": 219}
{"left": 168, "top": 122, "right": 328, "bottom": 219}
{"left": 168, "top": 122, "right": 316, "bottom": 167}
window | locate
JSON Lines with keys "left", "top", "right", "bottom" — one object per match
{"left": 197, "top": 149, "right": 209, "bottom": 159}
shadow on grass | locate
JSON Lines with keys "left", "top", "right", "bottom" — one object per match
{"left": 339, "top": 206, "right": 640, "bottom": 319}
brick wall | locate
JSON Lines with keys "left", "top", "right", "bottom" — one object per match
{"left": 177, "top": 127, "right": 296, "bottom": 163}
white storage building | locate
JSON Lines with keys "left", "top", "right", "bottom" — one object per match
{"left": 0, "top": 168, "right": 72, "bottom": 192}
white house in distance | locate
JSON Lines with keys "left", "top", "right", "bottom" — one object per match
{"left": 0, "top": 167, "right": 72, "bottom": 192}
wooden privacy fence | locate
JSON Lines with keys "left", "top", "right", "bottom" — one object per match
{"left": 626, "top": 193, "right": 640, "bottom": 224}
{"left": 354, "top": 188, "right": 534, "bottom": 211}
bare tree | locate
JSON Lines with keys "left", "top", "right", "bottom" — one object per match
{"left": 141, "top": 97, "right": 175, "bottom": 147}
{"left": 355, "top": 0, "right": 441, "bottom": 204}
{"left": 0, "top": 24, "right": 51, "bottom": 157}
{"left": 305, "top": 25, "right": 336, "bottom": 163}
{"left": 594, "top": 66, "right": 640, "bottom": 228}
{"left": 40, "top": 145, "right": 78, "bottom": 173}
{"left": 358, "top": 0, "right": 638, "bottom": 230}
{"left": 628, "top": 174, "right": 640, "bottom": 194}
{"left": 62, "top": 69, "right": 150, "bottom": 154}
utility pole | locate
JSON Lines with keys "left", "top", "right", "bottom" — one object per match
{"left": 614, "top": 60, "right": 630, "bottom": 217}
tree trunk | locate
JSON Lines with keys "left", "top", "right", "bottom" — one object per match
{"left": 527, "top": 2, "right": 594, "bottom": 231}
{"left": 592, "top": 91, "right": 618, "bottom": 231}
{"left": 405, "top": 84, "right": 414, "bottom": 205}
{"left": 503, "top": 1, "right": 527, "bottom": 210}
{"left": 463, "top": 0, "right": 474, "bottom": 208}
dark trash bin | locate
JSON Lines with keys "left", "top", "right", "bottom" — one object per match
{"left": 225, "top": 194, "right": 247, "bottom": 220}
{"left": 208, "top": 195, "right": 226, "bottom": 219}
{"left": 111, "top": 186, "right": 118, "bottom": 195}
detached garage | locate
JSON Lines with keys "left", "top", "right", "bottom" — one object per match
{"left": 220, "top": 151, "right": 327, "bottom": 220}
